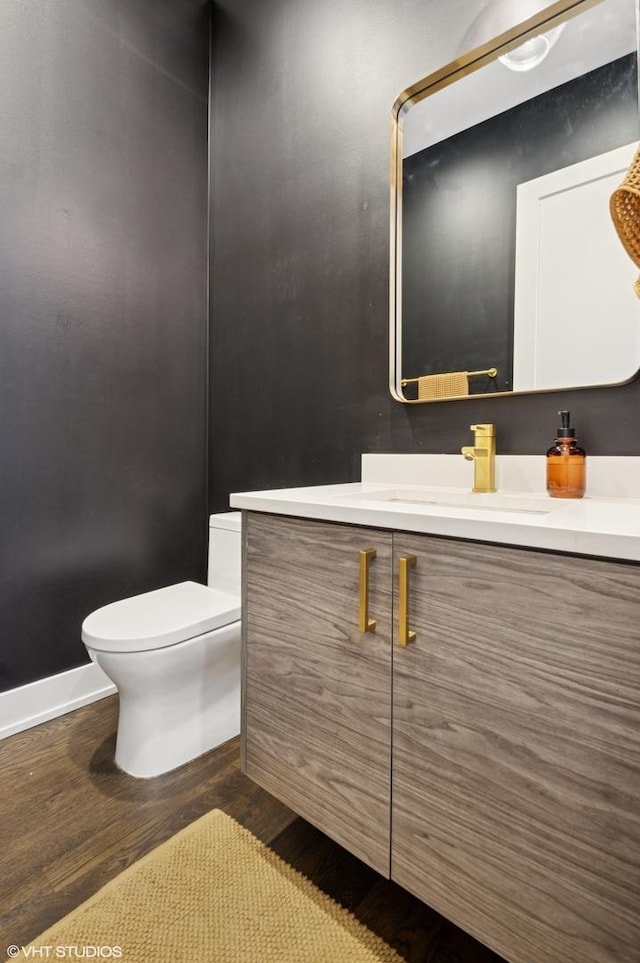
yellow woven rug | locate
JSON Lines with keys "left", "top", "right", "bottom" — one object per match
{"left": 8, "top": 809, "right": 402, "bottom": 962}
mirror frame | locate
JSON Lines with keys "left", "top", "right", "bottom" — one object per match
{"left": 389, "top": 0, "right": 638, "bottom": 403}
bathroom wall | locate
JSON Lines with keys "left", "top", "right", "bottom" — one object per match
{"left": 208, "top": 0, "right": 640, "bottom": 511}
{"left": 0, "top": 0, "right": 210, "bottom": 693}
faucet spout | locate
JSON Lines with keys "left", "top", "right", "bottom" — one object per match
{"left": 461, "top": 424, "right": 496, "bottom": 492}
{"left": 460, "top": 445, "right": 486, "bottom": 461}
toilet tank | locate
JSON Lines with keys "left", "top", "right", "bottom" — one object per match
{"left": 208, "top": 512, "right": 242, "bottom": 595}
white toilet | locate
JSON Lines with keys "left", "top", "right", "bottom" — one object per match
{"left": 82, "top": 512, "right": 241, "bottom": 778}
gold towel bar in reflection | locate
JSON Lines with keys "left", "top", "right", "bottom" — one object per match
{"left": 401, "top": 367, "right": 498, "bottom": 386}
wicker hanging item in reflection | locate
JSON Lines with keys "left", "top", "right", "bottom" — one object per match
{"left": 610, "top": 145, "right": 640, "bottom": 298}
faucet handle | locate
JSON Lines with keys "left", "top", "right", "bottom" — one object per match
{"left": 470, "top": 423, "right": 495, "bottom": 437}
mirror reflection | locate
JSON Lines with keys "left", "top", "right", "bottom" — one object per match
{"left": 390, "top": 0, "right": 640, "bottom": 403}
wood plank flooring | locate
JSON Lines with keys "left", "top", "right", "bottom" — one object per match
{"left": 0, "top": 696, "right": 504, "bottom": 962}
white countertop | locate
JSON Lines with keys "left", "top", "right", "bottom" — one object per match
{"left": 229, "top": 455, "right": 640, "bottom": 563}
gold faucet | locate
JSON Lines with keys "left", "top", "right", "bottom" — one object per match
{"left": 461, "top": 424, "right": 496, "bottom": 492}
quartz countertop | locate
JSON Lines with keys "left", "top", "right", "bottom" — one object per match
{"left": 229, "top": 454, "right": 640, "bottom": 562}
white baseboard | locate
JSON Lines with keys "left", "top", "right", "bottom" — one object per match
{"left": 0, "top": 663, "right": 117, "bottom": 741}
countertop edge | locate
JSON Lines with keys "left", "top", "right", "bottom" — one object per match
{"left": 230, "top": 484, "right": 640, "bottom": 563}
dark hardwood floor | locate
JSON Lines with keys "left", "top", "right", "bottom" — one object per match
{"left": 0, "top": 696, "right": 504, "bottom": 962}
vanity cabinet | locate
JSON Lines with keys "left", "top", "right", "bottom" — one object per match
{"left": 391, "top": 534, "right": 640, "bottom": 963}
{"left": 242, "top": 511, "right": 640, "bottom": 963}
{"left": 242, "top": 511, "right": 394, "bottom": 875}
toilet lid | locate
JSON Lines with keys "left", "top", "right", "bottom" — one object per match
{"left": 82, "top": 581, "right": 240, "bottom": 653}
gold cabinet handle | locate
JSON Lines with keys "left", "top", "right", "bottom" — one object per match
{"left": 398, "top": 555, "right": 417, "bottom": 647}
{"left": 359, "top": 548, "right": 377, "bottom": 633}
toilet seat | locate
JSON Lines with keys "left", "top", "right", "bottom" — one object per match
{"left": 82, "top": 581, "right": 240, "bottom": 653}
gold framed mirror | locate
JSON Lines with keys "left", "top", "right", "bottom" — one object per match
{"left": 389, "top": 0, "right": 640, "bottom": 403}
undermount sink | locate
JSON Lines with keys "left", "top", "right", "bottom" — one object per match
{"left": 337, "top": 487, "right": 561, "bottom": 515}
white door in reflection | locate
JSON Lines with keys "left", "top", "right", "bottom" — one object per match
{"left": 513, "top": 141, "right": 640, "bottom": 390}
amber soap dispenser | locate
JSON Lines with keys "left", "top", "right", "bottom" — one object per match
{"left": 546, "top": 410, "right": 586, "bottom": 499}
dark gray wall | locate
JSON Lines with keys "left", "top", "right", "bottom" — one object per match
{"left": 209, "top": 0, "right": 640, "bottom": 513}
{"left": 0, "top": 0, "right": 210, "bottom": 693}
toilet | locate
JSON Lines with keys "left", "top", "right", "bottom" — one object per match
{"left": 82, "top": 512, "right": 241, "bottom": 778}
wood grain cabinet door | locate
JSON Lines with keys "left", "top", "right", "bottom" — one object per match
{"left": 391, "top": 534, "right": 640, "bottom": 963}
{"left": 242, "top": 512, "right": 393, "bottom": 875}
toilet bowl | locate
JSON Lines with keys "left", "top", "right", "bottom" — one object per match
{"left": 82, "top": 512, "right": 241, "bottom": 778}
